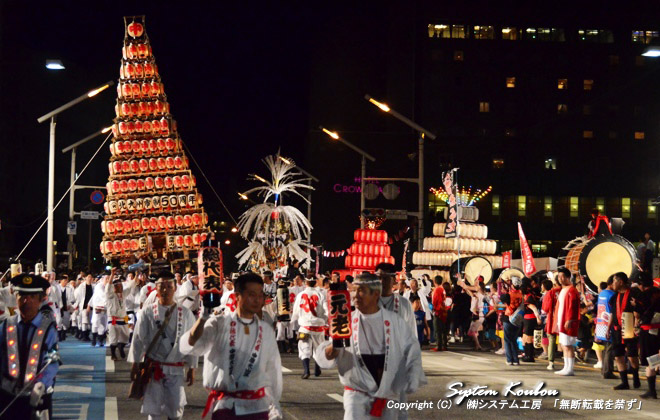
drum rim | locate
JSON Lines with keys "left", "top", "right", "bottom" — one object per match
{"left": 450, "top": 256, "right": 493, "bottom": 285}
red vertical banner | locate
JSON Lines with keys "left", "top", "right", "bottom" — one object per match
{"left": 501, "top": 251, "right": 512, "bottom": 269}
{"left": 442, "top": 171, "right": 457, "bottom": 238}
{"left": 517, "top": 223, "right": 536, "bottom": 276}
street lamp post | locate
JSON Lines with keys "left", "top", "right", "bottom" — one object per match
{"left": 364, "top": 94, "right": 436, "bottom": 252}
{"left": 37, "top": 80, "right": 113, "bottom": 271}
{"left": 319, "top": 126, "right": 376, "bottom": 228}
{"left": 61, "top": 126, "right": 112, "bottom": 269}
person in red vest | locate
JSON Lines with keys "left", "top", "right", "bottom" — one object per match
{"left": 542, "top": 274, "right": 562, "bottom": 371}
{"left": 554, "top": 268, "right": 580, "bottom": 376}
{"left": 587, "top": 208, "right": 612, "bottom": 238}
{"left": 431, "top": 276, "right": 447, "bottom": 351}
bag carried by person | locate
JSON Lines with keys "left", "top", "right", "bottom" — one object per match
{"left": 509, "top": 301, "right": 525, "bottom": 327}
{"left": 128, "top": 304, "right": 176, "bottom": 400}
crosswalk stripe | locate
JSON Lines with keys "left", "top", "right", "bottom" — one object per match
{"left": 105, "top": 356, "right": 115, "bottom": 373}
{"left": 327, "top": 393, "right": 344, "bottom": 403}
{"left": 105, "top": 397, "right": 118, "bottom": 420}
{"left": 54, "top": 385, "right": 92, "bottom": 394}
{"left": 282, "top": 366, "right": 292, "bottom": 373}
{"left": 60, "top": 364, "right": 94, "bottom": 371}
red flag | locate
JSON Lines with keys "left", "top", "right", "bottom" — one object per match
{"left": 517, "top": 223, "right": 536, "bottom": 276}
{"left": 501, "top": 251, "right": 512, "bottom": 269}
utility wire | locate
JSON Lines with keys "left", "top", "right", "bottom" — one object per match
{"left": 0, "top": 132, "right": 113, "bottom": 282}
{"left": 182, "top": 141, "right": 238, "bottom": 226}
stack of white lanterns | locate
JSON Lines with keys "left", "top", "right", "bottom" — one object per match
{"left": 411, "top": 207, "right": 502, "bottom": 280}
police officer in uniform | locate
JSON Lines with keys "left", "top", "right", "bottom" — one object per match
{"left": 0, "top": 274, "right": 59, "bottom": 419}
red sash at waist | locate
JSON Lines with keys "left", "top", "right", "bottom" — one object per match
{"left": 147, "top": 358, "right": 184, "bottom": 382}
{"left": 640, "top": 324, "right": 660, "bottom": 330}
{"left": 302, "top": 325, "right": 325, "bottom": 332}
{"left": 344, "top": 386, "right": 387, "bottom": 417}
{"left": 203, "top": 387, "right": 266, "bottom": 418}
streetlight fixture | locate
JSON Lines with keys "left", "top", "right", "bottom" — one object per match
{"left": 364, "top": 94, "right": 436, "bottom": 251}
{"left": 37, "top": 80, "right": 114, "bottom": 271}
{"left": 61, "top": 126, "right": 112, "bottom": 269}
{"left": 642, "top": 44, "right": 660, "bottom": 57}
{"left": 319, "top": 125, "right": 376, "bottom": 228}
{"left": 45, "top": 59, "right": 65, "bottom": 70}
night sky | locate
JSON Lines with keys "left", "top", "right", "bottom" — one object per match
{"left": 0, "top": 1, "right": 335, "bottom": 269}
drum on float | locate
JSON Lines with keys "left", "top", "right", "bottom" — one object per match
{"left": 561, "top": 234, "right": 638, "bottom": 292}
{"left": 449, "top": 256, "right": 493, "bottom": 285}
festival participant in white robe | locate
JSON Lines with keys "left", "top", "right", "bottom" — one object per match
{"left": 0, "top": 281, "right": 16, "bottom": 322}
{"left": 44, "top": 273, "right": 62, "bottom": 330}
{"left": 220, "top": 280, "right": 237, "bottom": 314}
{"left": 106, "top": 273, "right": 130, "bottom": 361}
{"left": 175, "top": 272, "right": 200, "bottom": 317}
{"left": 90, "top": 274, "right": 108, "bottom": 347}
{"left": 315, "top": 273, "right": 427, "bottom": 420}
{"left": 124, "top": 272, "right": 142, "bottom": 342}
{"left": 180, "top": 273, "right": 283, "bottom": 420}
{"left": 288, "top": 275, "right": 305, "bottom": 341}
{"left": 554, "top": 267, "right": 581, "bottom": 376}
{"left": 291, "top": 276, "right": 327, "bottom": 379}
{"left": 140, "top": 277, "right": 158, "bottom": 308}
{"left": 77, "top": 274, "right": 94, "bottom": 340}
{"left": 375, "top": 264, "right": 416, "bottom": 336}
{"left": 129, "top": 271, "right": 197, "bottom": 420}
{"left": 262, "top": 271, "right": 278, "bottom": 322}
{"left": 403, "top": 279, "right": 432, "bottom": 323}
{"left": 59, "top": 274, "right": 75, "bottom": 340}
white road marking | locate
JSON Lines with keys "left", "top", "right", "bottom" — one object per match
{"left": 106, "top": 356, "right": 115, "bottom": 373}
{"left": 461, "top": 356, "right": 492, "bottom": 364}
{"left": 60, "top": 364, "right": 94, "bottom": 371}
{"left": 327, "top": 393, "right": 344, "bottom": 403}
{"left": 105, "top": 397, "right": 118, "bottom": 420}
{"left": 282, "top": 366, "right": 292, "bottom": 373}
{"left": 59, "top": 374, "right": 94, "bottom": 381}
{"left": 52, "top": 402, "right": 88, "bottom": 420}
{"left": 54, "top": 385, "right": 92, "bottom": 394}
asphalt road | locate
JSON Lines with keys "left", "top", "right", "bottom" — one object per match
{"left": 96, "top": 341, "right": 660, "bottom": 420}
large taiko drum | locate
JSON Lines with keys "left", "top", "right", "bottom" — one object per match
{"left": 450, "top": 256, "right": 493, "bottom": 285}
{"left": 562, "top": 235, "right": 638, "bottom": 292}
{"left": 491, "top": 267, "right": 525, "bottom": 286}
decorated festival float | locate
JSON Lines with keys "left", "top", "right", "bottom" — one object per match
{"left": 411, "top": 181, "right": 505, "bottom": 285}
{"left": 100, "top": 16, "right": 210, "bottom": 268}
{"left": 235, "top": 154, "right": 313, "bottom": 274}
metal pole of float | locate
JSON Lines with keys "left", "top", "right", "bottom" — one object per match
{"left": 454, "top": 168, "right": 461, "bottom": 280}
{"left": 361, "top": 155, "right": 366, "bottom": 228}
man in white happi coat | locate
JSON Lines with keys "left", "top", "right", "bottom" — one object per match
{"left": 129, "top": 271, "right": 197, "bottom": 420}
{"left": 140, "top": 277, "right": 159, "bottom": 308}
{"left": 376, "top": 264, "right": 416, "bottom": 336}
{"left": 180, "top": 272, "right": 282, "bottom": 420}
{"left": 262, "top": 271, "right": 277, "bottom": 322}
{"left": 58, "top": 274, "right": 75, "bottom": 340}
{"left": 123, "top": 272, "right": 142, "bottom": 342}
{"left": 0, "top": 280, "right": 16, "bottom": 322}
{"left": 75, "top": 274, "right": 94, "bottom": 340}
{"left": 315, "top": 273, "right": 427, "bottom": 420}
{"left": 291, "top": 276, "right": 327, "bottom": 379}
{"left": 175, "top": 272, "right": 200, "bottom": 316}
{"left": 220, "top": 279, "right": 237, "bottom": 314}
{"left": 403, "top": 279, "right": 432, "bottom": 323}
{"left": 106, "top": 272, "right": 130, "bottom": 360}
{"left": 90, "top": 274, "right": 108, "bottom": 347}
{"left": 43, "top": 272, "right": 62, "bottom": 330}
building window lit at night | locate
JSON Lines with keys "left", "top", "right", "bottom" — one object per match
{"left": 570, "top": 197, "right": 579, "bottom": 218}
{"left": 544, "top": 196, "right": 553, "bottom": 217}
{"left": 583, "top": 130, "right": 593, "bottom": 139}
{"left": 452, "top": 24, "right": 468, "bottom": 39}
{"left": 518, "top": 196, "right": 527, "bottom": 217}
{"left": 648, "top": 199, "right": 656, "bottom": 219}
{"left": 635, "top": 131, "right": 645, "bottom": 140}
{"left": 492, "top": 157, "right": 504, "bottom": 169}
{"left": 479, "top": 101, "right": 490, "bottom": 112}
{"left": 501, "top": 27, "right": 520, "bottom": 40}
{"left": 473, "top": 25, "right": 494, "bottom": 39}
{"left": 557, "top": 104, "right": 567, "bottom": 114}
{"left": 544, "top": 158, "right": 557, "bottom": 170}
{"left": 427, "top": 24, "right": 450, "bottom": 38}
{"left": 492, "top": 195, "right": 500, "bottom": 216}
{"left": 506, "top": 77, "right": 516, "bottom": 88}
{"left": 558, "top": 79, "right": 568, "bottom": 89}
{"left": 622, "top": 198, "right": 631, "bottom": 218}
{"left": 584, "top": 79, "right": 593, "bottom": 90}
{"left": 596, "top": 198, "right": 605, "bottom": 213}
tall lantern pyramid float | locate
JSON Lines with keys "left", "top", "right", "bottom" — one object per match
{"left": 101, "top": 16, "right": 209, "bottom": 263}
{"left": 411, "top": 186, "right": 503, "bottom": 284}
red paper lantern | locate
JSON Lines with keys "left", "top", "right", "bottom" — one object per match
{"left": 106, "top": 241, "right": 114, "bottom": 254}
{"left": 157, "top": 158, "right": 166, "bottom": 170}
{"left": 164, "top": 177, "right": 173, "bottom": 189}
{"left": 127, "top": 21, "right": 144, "bottom": 38}
{"left": 112, "top": 161, "right": 122, "bottom": 174}
{"left": 121, "top": 161, "right": 130, "bottom": 173}
{"left": 114, "top": 219, "right": 123, "bottom": 232}
{"left": 137, "top": 43, "right": 149, "bottom": 58}
{"left": 123, "top": 220, "right": 132, "bottom": 233}
{"left": 129, "top": 160, "right": 139, "bottom": 173}
{"left": 139, "top": 159, "right": 149, "bottom": 172}
{"left": 192, "top": 233, "right": 201, "bottom": 245}
{"left": 128, "top": 179, "right": 137, "bottom": 192}
{"left": 131, "top": 239, "right": 139, "bottom": 251}
{"left": 156, "top": 138, "right": 166, "bottom": 151}
{"left": 121, "top": 239, "right": 130, "bottom": 251}
{"left": 155, "top": 177, "right": 164, "bottom": 189}
{"left": 165, "top": 138, "right": 175, "bottom": 151}
{"left": 192, "top": 213, "right": 201, "bottom": 226}
{"left": 135, "top": 63, "right": 144, "bottom": 78}
{"left": 141, "top": 218, "right": 150, "bottom": 231}
{"left": 184, "top": 235, "right": 193, "bottom": 247}
{"left": 173, "top": 176, "right": 182, "bottom": 189}
{"left": 148, "top": 139, "right": 157, "bottom": 153}
{"left": 110, "top": 180, "right": 120, "bottom": 194}
{"left": 155, "top": 216, "right": 165, "bottom": 230}
{"left": 131, "top": 141, "right": 141, "bottom": 154}
{"left": 141, "top": 83, "right": 151, "bottom": 97}
{"left": 106, "top": 220, "right": 116, "bottom": 233}
{"left": 200, "top": 232, "right": 208, "bottom": 242}
{"left": 142, "top": 120, "right": 152, "bottom": 134}
{"left": 151, "top": 119, "right": 161, "bottom": 134}
{"left": 151, "top": 217, "right": 160, "bottom": 230}
{"left": 183, "top": 215, "right": 192, "bottom": 227}
{"left": 174, "top": 215, "right": 184, "bottom": 227}
{"left": 175, "top": 235, "right": 184, "bottom": 248}
{"left": 174, "top": 156, "right": 183, "bottom": 169}
{"left": 131, "top": 83, "right": 141, "bottom": 99}
{"left": 181, "top": 175, "right": 190, "bottom": 188}
{"left": 121, "top": 84, "right": 131, "bottom": 99}
{"left": 143, "top": 62, "right": 154, "bottom": 77}
{"left": 165, "top": 157, "right": 174, "bottom": 169}
{"left": 160, "top": 118, "right": 170, "bottom": 136}
{"left": 118, "top": 122, "right": 129, "bottom": 136}
{"left": 148, "top": 159, "right": 158, "bottom": 171}
{"left": 145, "top": 177, "right": 155, "bottom": 190}
{"left": 166, "top": 216, "right": 175, "bottom": 229}
{"left": 150, "top": 82, "right": 160, "bottom": 97}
